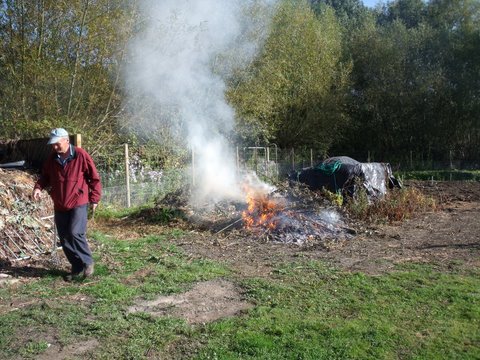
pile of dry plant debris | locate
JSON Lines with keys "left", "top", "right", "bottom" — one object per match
{"left": 0, "top": 168, "right": 55, "bottom": 262}
{"left": 155, "top": 182, "right": 356, "bottom": 246}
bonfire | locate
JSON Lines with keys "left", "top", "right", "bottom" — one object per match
{"left": 238, "top": 180, "right": 354, "bottom": 245}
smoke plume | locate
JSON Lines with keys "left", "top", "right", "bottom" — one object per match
{"left": 124, "top": 0, "right": 277, "bottom": 203}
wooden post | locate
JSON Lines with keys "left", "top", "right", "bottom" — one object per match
{"left": 310, "top": 148, "right": 313, "bottom": 167}
{"left": 275, "top": 145, "right": 279, "bottom": 179}
{"left": 72, "top": 134, "right": 82, "bottom": 148}
{"left": 124, "top": 144, "right": 131, "bottom": 208}
{"left": 266, "top": 147, "right": 270, "bottom": 177}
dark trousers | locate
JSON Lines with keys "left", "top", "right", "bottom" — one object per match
{"left": 54, "top": 204, "right": 93, "bottom": 273}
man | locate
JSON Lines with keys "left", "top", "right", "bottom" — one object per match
{"left": 32, "top": 128, "right": 101, "bottom": 281}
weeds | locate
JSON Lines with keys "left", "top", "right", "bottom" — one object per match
{"left": 346, "top": 186, "right": 436, "bottom": 223}
{"left": 321, "top": 188, "right": 344, "bottom": 207}
{"left": 95, "top": 204, "right": 184, "bottom": 224}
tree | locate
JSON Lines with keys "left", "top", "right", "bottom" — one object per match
{"left": 340, "top": 0, "right": 480, "bottom": 164}
{"left": 0, "top": 0, "right": 135, "bottom": 149}
{"left": 425, "top": 0, "right": 480, "bottom": 160}
{"left": 378, "top": 0, "right": 427, "bottom": 28}
{"left": 228, "top": 0, "right": 350, "bottom": 154}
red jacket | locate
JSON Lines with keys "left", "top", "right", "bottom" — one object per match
{"left": 34, "top": 145, "right": 102, "bottom": 211}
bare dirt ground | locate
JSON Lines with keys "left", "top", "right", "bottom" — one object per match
{"left": 128, "top": 279, "right": 253, "bottom": 325}
{"left": 172, "top": 180, "right": 480, "bottom": 277}
{"left": 91, "top": 180, "right": 480, "bottom": 280}
{"left": 106, "top": 180, "right": 480, "bottom": 328}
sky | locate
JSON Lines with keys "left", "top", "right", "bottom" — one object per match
{"left": 363, "top": 0, "right": 379, "bottom": 8}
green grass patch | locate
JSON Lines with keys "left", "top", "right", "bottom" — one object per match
{"left": 1, "top": 233, "right": 479, "bottom": 359}
{"left": 194, "top": 262, "right": 480, "bottom": 360}
{"left": 0, "top": 230, "right": 228, "bottom": 359}
{"left": 398, "top": 170, "right": 480, "bottom": 181}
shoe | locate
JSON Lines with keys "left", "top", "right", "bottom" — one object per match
{"left": 83, "top": 263, "right": 94, "bottom": 278}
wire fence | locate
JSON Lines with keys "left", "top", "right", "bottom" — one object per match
{"left": 91, "top": 145, "right": 188, "bottom": 208}
{"left": 90, "top": 144, "right": 479, "bottom": 208}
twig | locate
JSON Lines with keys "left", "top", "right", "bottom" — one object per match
{"left": 215, "top": 217, "right": 243, "bottom": 234}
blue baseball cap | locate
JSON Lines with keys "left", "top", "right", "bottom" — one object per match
{"left": 47, "top": 128, "right": 69, "bottom": 145}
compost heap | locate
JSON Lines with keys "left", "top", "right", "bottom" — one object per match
{"left": 0, "top": 168, "right": 55, "bottom": 261}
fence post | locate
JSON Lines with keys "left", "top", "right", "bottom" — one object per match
{"left": 310, "top": 148, "right": 313, "bottom": 167}
{"left": 275, "top": 145, "right": 279, "bottom": 179}
{"left": 124, "top": 143, "right": 131, "bottom": 208}
{"left": 266, "top": 147, "right": 270, "bottom": 178}
{"left": 73, "top": 134, "right": 82, "bottom": 148}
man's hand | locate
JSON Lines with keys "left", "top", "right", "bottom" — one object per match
{"left": 32, "top": 188, "right": 42, "bottom": 201}
{"left": 90, "top": 203, "right": 98, "bottom": 222}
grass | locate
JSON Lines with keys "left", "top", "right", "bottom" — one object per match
{"left": 195, "top": 262, "right": 479, "bottom": 359}
{"left": 0, "top": 228, "right": 479, "bottom": 359}
{"left": 398, "top": 169, "right": 480, "bottom": 181}
{"left": 0, "top": 230, "right": 228, "bottom": 359}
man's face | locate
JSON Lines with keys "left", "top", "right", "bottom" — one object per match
{"left": 51, "top": 137, "right": 69, "bottom": 154}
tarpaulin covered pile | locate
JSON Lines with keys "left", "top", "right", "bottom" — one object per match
{"left": 289, "top": 156, "right": 401, "bottom": 201}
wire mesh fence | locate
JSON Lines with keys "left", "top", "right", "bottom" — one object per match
{"left": 91, "top": 145, "right": 189, "bottom": 208}
{"left": 91, "top": 144, "right": 479, "bottom": 208}
{"left": 91, "top": 144, "right": 328, "bottom": 208}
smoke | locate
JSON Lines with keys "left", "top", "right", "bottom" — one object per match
{"left": 124, "top": 0, "right": 277, "bottom": 203}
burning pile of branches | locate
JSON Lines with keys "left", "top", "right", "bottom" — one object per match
{"left": 0, "top": 169, "right": 55, "bottom": 261}
{"left": 240, "top": 183, "right": 354, "bottom": 245}
{"left": 152, "top": 177, "right": 355, "bottom": 246}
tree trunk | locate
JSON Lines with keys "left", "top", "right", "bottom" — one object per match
{"left": 67, "top": 0, "right": 89, "bottom": 118}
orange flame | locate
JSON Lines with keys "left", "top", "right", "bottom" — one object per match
{"left": 242, "top": 187, "right": 282, "bottom": 230}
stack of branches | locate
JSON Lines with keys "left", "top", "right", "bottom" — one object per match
{"left": 241, "top": 182, "right": 356, "bottom": 245}
{"left": 0, "top": 169, "right": 55, "bottom": 262}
